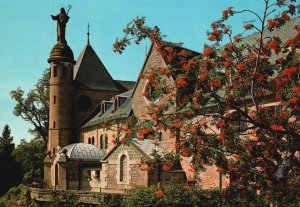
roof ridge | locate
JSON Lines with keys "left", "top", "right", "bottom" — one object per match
{"left": 68, "top": 143, "right": 79, "bottom": 158}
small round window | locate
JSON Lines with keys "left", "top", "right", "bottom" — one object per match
{"left": 144, "top": 81, "right": 162, "bottom": 102}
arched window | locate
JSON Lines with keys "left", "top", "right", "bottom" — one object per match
{"left": 120, "top": 155, "right": 127, "bottom": 182}
{"left": 88, "top": 137, "right": 91, "bottom": 144}
{"left": 105, "top": 135, "right": 108, "bottom": 149}
{"left": 92, "top": 137, "right": 95, "bottom": 145}
{"left": 55, "top": 163, "right": 58, "bottom": 186}
{"left": 100, "top": 135, "right": 103, "bottom": 149}
{"left": 144, "top": 80, "right": 161, "bottom": 102}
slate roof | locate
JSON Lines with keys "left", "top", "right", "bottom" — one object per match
{"left": 57, "top": 143, "right": 106, "bottom": 161}
{"left": 239, "top": 17, "right": 299, "bottom": 46}
{"left": 114, "top": 80, "right": 136, "bottom": 91}
{"left": 81, "top": 90, "right": 133, "bottom": 128}
{"left": 73, "top": 44, "right": 120, "bottom": 91}
{"left": 101, "top": 138, "right": 168, "bottom": 161}
{"left": 131, "top": 138, "right": 168, "bottom": 159}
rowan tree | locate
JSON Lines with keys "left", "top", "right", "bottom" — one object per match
{"left": 114, "top": 0, "right": 300, "bottom": 204}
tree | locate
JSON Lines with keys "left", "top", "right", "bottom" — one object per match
{"left": 114, "top": 0, "right": 300, "bottom": 204}
{"left": 12, "top": 139, "right": 45, "bottom": 183}
{"left": 0, "top": 124, "right": 14, "bottom": 156}
{"left": 10, "top": 69, "right": 50, "bottom": 143}
{"left": 0, "top": 125, "right": 22, "bottom": 195}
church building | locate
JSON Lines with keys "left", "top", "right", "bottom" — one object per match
{"left": 43, "top": 8, "right": 299, "bottom": 193}
{"left": 43, "top": 8, "right": 187, "bottom": 192}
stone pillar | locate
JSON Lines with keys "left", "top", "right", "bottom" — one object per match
{"left": 43, "top": 156, "right": 52, "bottom": 186}
{"left": 57, "top": 154, "right": 68, "bottom": 190}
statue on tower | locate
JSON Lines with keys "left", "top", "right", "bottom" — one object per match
{"left": 51, "top": 7, "right": 70, "bottom": 43}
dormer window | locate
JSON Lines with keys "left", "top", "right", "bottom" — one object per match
{"left": 118, "top": 96, "right": 128, "bottom": 107}
{"left": 101, "top": 101, "right": 113, "bottom": 115}
{"left": 105, "top": 102, "right": 113, "bottom": 110}
{"left": 113, "top": 96, "right": 128, "bottom": 112}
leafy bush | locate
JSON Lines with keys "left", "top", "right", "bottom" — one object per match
{"left": 123, "top": 185, "right": 160, "bottom": 207}
{"left": 124, "top": 184, "right": 299, "bottom": 207}
{"left": 44, "top": 191, "right": 81, "bottom": 207}
{"left": 97, "top": 193, "right": 123, "bottom": 207}
{"left": 0, "top": 185, "right": 32, "bottom": 207}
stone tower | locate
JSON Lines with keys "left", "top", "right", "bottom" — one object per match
{"left": 47, "top": 8, "right": 75, "bottom": 155}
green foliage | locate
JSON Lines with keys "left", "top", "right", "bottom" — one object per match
{"left": 123, "top": 185, "right": 160, "bottom": 207}
{"left": 114, "top": 0, "right": 300, "bottom": 199}
{"left": 97, "top": 194, "right": 123, "bottom": 207}
{"left": 0, "top": 125, "right": 14, "bottom": 156}
{"left": 0, "top": 125, "right": 22, "bottom": 196}
{"left": 0, "top": 185, "right": 32, "bottom": 207}
{"left": 124, "top": 184, "right": 274, "bottom": 207}
{"left": 45, "top": 191, "right": 81, "bottom": 207}
{"left": 161, "top": 183, "right": 196, "bottom": 206}
{"left": 10, "top": 68, "right": 50, "bottom": 143}
{"left": 12, "top": 139, "right": 45, "bottom": 183}
{"left": 220, "top": 185, "right": 268, "bottom": 207}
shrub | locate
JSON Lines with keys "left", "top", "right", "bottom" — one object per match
{"left": 97, "top": 193, "right": 123, "bottom": 207}
{"left": 0, "top": 185, "right": 32, "bottom": 207}
{"left": 123, "top": 185, "right": 160, "bottom": 207}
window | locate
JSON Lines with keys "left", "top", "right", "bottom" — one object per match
{"left": 55, "top": 164, "right": 58, "bottom": 185}
{"left": 274, "top": 105, "right": 282, "bottom": 118}
{"left": 144, "top": 81, "right": 161, "bottom": 102}
{"left": 87, "top": 170, "right": 91, "bottom": 181}
{"left": 53, "top": 66, "right": 58, "bottom": 77}
{"left": 53, "top": 96, "right": 56, "bottom": 104}
{"left": 88, "top": 137, "right": 91, "bottom": 144}
{"left": 53, "top": 121, "right": 56, "bottom": 128}
{"left": 158, "top": 132, "right": 162, "bottom": 141}
{"left": 105, "top": 135, "right": 108, "bottom": 149}
{"left": 94, "top": 170, "right": 100, "bottom": 181}
{"left": 120, "top": 155, "right": 127, "bottom": 182}
{"left": 100, "top": 135, "right": 103, "bottom": 149}
{"left": 92, "top": 137, "right": 95, "bottom": 145}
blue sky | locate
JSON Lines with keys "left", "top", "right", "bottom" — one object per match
{"left": 0, "top": 0, "right": 266, "bottom": 144}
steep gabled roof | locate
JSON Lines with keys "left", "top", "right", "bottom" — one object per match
{"left": 114, "top": 80, "right": 136, "bottom": 91}
{"left": 101, "top": 138, "right": 168, "bottom": 162}
{"left": 73, "top": 44, "right": 120, "bottom": 91}
{"left": 131, "top": 42, "right": 201, "bottom": 98}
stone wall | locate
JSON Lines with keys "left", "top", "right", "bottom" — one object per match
{"left": 81, "top": 121, "right": 121, "bottom": 152}
{"left": 30, "top": 187, "right": 125, "bottom": 205}
{"left": 102, "top": 144, "right": 148, "bottom": 190}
